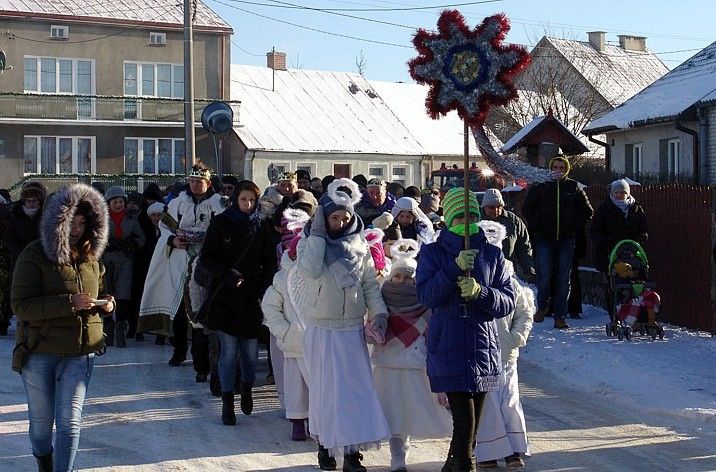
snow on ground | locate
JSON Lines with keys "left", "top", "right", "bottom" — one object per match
{"left": 521, "top": 304, "right": 715, "bottom": 429}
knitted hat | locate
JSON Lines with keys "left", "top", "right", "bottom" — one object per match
{"left": 481, "top": 188, "right": 505, "bottom": 208}
{"left": 296, "top": 169, "right": 311, "bottom": 182}
{"left": 143, "top": 183, "right": 163, "bottom": 203}
{"left": 364, "top": 228, "right": 386, "bottom": 271}
{"left": 353, "top": 174, "right": 368, "bottom": 188}
{"left": 388, "top": 239, "right": 419, "bottom": 278}
{"left": 548, "top": 155, "right": 571, "bottom": 176}
{"left": 20, "top": 181, "right": 47, "bottom": 202}
{"left": 610, "top": 179, "right": 630, "bottom": 196}
{"left": 105, "top": 186, "right": 127, "bottom": 202}
{"left": 320, "top": 178, "right": 361, "bottom": 217}
{"left": 147, "top": 202, "right": 165, "bottom": 216}
{"left": 291, "top": 189, "right": 318, "bottom": 216}
{"left": 442, "top": 187, "right": 480, "bottom": 228}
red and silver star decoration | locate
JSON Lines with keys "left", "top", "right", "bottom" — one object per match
{"left": 409, "top": 11, "right": 531, "bottom": 127}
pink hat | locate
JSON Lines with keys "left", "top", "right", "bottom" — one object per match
{"left": 364, "top": 228, "right": 386, "bottom": 271}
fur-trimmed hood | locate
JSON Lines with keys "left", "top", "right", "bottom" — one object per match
{"left": 40, "top": 183, "right": 109, "bottom": 265}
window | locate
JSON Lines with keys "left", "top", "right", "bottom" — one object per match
{"left": 333, "top": 164, "right": 351, "bottom": 179}
{"left": 149, "top": 32, "right": 166, "bottom": 46}
{"left": 632, "top": 143, "right": 642, "bottom": 174}
{"left": 124, "top": 61, "right": 183, "bottom": 119}
{"left": 124, "top": 138, "right": 186, "bottom": 174}
{"left": 24, "top": 56, "right": 95, "bottom": 118}
{"left": 50, "top": 25, "right": 68, "bottom": 40}
{"left": 0, "top": 138, "right": 5, "bottom": 159}
{"left": 368, "top": 164, "right": 387, "bottom": 180}
{"left": 296, "top": 163, "right": 317, "bottom": 178}
{"left": 668, "top": 138, "right": 680, "bottom": 176}
{"left": 23, "top": 136, "right": 94, "bottom": 174}
{"left": 391, "top": 164, "right": 411, "bottom": 187}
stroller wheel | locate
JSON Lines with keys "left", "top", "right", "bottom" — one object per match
{"left": 617, "top": 327, "right": 624, "bottom": 341}
{"left": 624, "top": 327, "right": 632, "bottom": 341}
{"left": 606, "top": 323, "right": 612, "bottom": 337}
{"left": 658, "top": 327, "right": 665, "bottom": 339}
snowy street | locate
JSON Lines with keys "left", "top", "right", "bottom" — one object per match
{"left": 1, "top": 305, "right": 714, "bottom": 471}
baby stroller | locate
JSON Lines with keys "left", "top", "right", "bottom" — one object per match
{"left": 605, "top": 240, "right": 664, "bottom": 341}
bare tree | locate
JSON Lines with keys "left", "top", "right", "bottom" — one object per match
{"left": 355, "top": 50, "right": 367, "bottom": 76}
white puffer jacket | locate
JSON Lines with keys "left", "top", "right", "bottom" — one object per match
{"left": 294, "top": 234, "right": 387, "bottom": 330}
{"left": 261, "top": 253, "right": 305, "bottom": 358}
{"left": 497, "top": 277, "right": 535, "bottom": 365}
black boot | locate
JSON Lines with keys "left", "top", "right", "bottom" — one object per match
{"left": 240, "top": 382, "right": 253, "bottom": 415}
{"left": 34, "top": 448, "right": 52, "bottom": 472}
{"left": 342, "top": 451, "right": 366, "bottom": 472}
{"left": 115, "top": 320, "right": 128, "bottom": 348}
{"left": 104, "top": 318, "right": 115, "bottom": 346}
{"left": 221, "top": 392, "right": 236, "bottom": 425}
{"left": 318, "top": 445, "right": 337, "bottom": 471}
{"left": 451, "top": 456, "right": 476, "bottom": 472}
{"left": 209, "top": 374, "right": 221, "bottom": 397}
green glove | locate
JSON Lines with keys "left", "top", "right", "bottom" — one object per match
{"left": 455, "top": 249, "right": 478, "bottom": 271}
{"left": 458, "top": 276, "right": 481, "bottom": 300}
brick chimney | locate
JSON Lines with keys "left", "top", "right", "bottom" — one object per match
{"left": 588, "top": 31, "right": 606, "bottom": 52}
{"left": 618, "top": 35, "right": 647, "bottom": 52}
{"left": 267, "top": 50, "right": 287, "bottom": 71}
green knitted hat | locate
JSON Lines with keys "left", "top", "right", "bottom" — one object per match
{"left": 442, "top": 187, "right": 480, "bottom": 228}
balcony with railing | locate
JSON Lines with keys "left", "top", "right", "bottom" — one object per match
{"left": 0, "top": 93, "right": 240, "bottom": 124}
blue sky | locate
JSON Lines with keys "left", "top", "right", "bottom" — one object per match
{"left": 206, "top": 0, "right": 715, "bottom": 82}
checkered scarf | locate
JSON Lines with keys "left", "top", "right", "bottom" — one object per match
{"left": 381, "top": 281, "right": 428, "bottom": 348}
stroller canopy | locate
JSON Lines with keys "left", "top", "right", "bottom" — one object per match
{"left": 609, "top": 239, "right": 648, "bottom": 269}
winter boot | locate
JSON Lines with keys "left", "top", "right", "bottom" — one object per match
{"left": 167, "top": 352, "right": 186, "bottom": 366}
{"left": 389, "top": 436, "right": 409, "bottom": 471}
{"left": 533, "top": 307, "right": 548, "bottom": 323}
{"left": 318, "top": 445, "right": 337, "bottom": 471}
{"left": 103, "top": 317, "right": 115, "bottom": 346}
{"left": 342, "top": 451, "right": 366, "bottom": 472}
{"left": 209, "top": 373, "right": 221, "bottom": 397}
{"left": 451, "top": 456, "right": 477, "bottom": 472}
{"left": 221, "top": 392, "right": 236, "bottom": 425}
{"left": 240, "top": 382, "right": 253, "bottom": 415}
{"left": 33, "top": 448, "right": 52, "bottom": 472}
{"left": 504, "top": 453, "right": 525, "bottom": 468}
{"left": 553, "top": 318, "right": 570, "bottom": 330}
{"left": 477, "top": 459, "right": 498, "bottom": 468}
{"left": 291, "top": 418, "right": 307, "bottom": 441}
{"left": 115, "top": 321, "right": 128, "bottom": 348}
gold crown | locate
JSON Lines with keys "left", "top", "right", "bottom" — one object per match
{"left": 277, "top": 171, "right": 297, "bottom": 182}
{"left": 187, "top": 166, "right": 212, "bottom": 181}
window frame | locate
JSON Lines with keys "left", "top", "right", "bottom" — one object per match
{"left": 23, "top": 135, "right": 96, "bottom": 175}
{"left": 390, "top": 163, "right": 411, "bottom": 186}
{"left": 149, "top": 32, "right": 167, "bottom": 46}
{"left": 123, "top": 61, "right": 184, "bottom": 99}
{"left": 50, "top": 25, "right": 69, "bottom": 40}
{"left": 667, "top": 138, "right": 680, "bottom": 176}
{"left": 368, "top": 163, "right": 388, "bottom": 180}
{"left": 295, "top": 162, "right": 317, "bottom": 178}
{"left": 123, "top": 137, "right": 187, "bottom": 174}
{"left": 632, "top": 143, "right": 642, "bottom": 175}
{"left": 24, "top": 56, "right": 96, "bottom": 96}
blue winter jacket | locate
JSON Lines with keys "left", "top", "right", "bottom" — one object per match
{"left": 416, "top": 229, "right": 515, "bottom": 393}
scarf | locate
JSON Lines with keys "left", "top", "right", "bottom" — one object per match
{"left": 448, "top": 222, "right": 479, "bottom": 236}
{"left": 610, "top": 194, "right": 635, "bottom": 216}
{"left": 110, "top": 209, "right": 126, "bottom": 239}
{"left": 305, "top": 214, "right": 366, "bottom": 288}
{"left": 224, "top": 204, "right": 261, "bottom": 226}
{"left": 360, "top": 191, "right": 396, "bottom": 214}
{"left": 381, "top": 281, "right": 428, "bottom": 347}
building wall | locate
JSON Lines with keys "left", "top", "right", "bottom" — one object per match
{"left": 707, "top": 106, "right": 716, "bottom": 184}
{"left": 606, "top": 122, "right": 698, "bottom": 176}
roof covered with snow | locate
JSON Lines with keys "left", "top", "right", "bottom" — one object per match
{"left": 542, "top": 37, "right": 669, "bottom": 107}
{"left": 501, "top": 113, "right": 589, "bottom": 154}
{"left": 0, "top": 0, "right": 231, "bottom": 31}
{"left": 230, "top": 65, "right": 501, "bottom": 156}
{"left": 584, "top": 41, "right": 716, "bottom": 133}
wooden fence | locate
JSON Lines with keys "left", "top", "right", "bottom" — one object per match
{"left": 505, "top": 184, "right": 715, "bottom": 333}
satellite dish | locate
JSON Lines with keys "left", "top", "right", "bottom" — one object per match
{"left": 201, "top": 101, "right": 233, "bottom": 134}
{"left": 267, "top": 163, "right": 279, "bottom": 184}
{"left": 0, "top": 50, "right": 13, "bottom": 71}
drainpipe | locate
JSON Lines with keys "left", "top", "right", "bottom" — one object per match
{"left": 698, "top": 108, "right": 710, "bottom": 185}
{"left": 675, "top": 119, "right": 699, "bottom": 184}
{"left": 243, "top": 149, "right": 256, "bottom": 181}
{"left": 588, "top": 135, "right": 611, "bottom": 170}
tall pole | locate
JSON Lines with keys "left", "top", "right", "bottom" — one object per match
{"left": 463, "top": 121, "right": 470, "bottom": 252}
{"left": 183, "top": 0, "right": 196, "bottom": 175}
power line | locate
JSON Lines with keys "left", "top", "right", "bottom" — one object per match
{"left": 219, "top": 0, "right": 503, "bottom": 11}
{"left": 209, "top": 0, "right": 412, "bottom": 48}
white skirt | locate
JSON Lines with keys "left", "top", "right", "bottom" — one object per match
{"left": 304, "top": 325, "right": 391, "bottom": 453}
{"left": 283, "top": 356, "right": 309, "bottom": 419}
{"left": 373, "top": 366, "right": 452, "bottom": 439}
{"left": 475, "top": 362, "right": 530, "bottom": 461}
{"left": 269, "top": 334, "right": 285, "bottom": 408}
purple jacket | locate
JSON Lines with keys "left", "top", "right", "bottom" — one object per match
{"left": 416, "top": 229, "right": 514, "bottom": 393}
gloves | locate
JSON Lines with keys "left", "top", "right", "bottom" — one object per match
{"left": 372, "top": 212, "right": 393, "bottom": 230}
{"left": 365, "top": 315, "right": 387, "bottom": 344}
{"left": 310, "top": 205, "right": 327, "bottom": 237}
{"left": 457, "top": 276, "right": 481, "bottom": 300}
{"left": 455, "top": 249, "right": 478, "bottom": 271}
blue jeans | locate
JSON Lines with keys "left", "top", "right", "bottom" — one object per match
{"left": 216, "top": 331, "right": 258, "bottom": 392}
{"left": 21, "top": 353, "right": 95, "bottom": 472}
{"left": 534, "top": 237, "right": 575, "bottom": 320}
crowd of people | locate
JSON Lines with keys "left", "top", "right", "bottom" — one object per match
{"left": 0, "top": 156, "right": 650, "bottom": 472}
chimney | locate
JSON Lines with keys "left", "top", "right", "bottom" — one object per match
{"left": 267, "top": 50, "right": 287, "bottom": 71}
{"left": 588, "top": 31, "right": 606, "bottom": 52}
{"left": 618, "top": 35, "right": 647, "bottom": 52}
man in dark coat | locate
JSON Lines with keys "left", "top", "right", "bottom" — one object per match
{"left": 355, "top": 178, "right": 397, "bottom": 226}
{"left": 521, "top": 156, "right": 593, "bottom": 329}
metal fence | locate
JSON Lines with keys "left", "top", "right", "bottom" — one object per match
{"left": 508, "top": 184, "right": 714, "bottom": 332}
{"left": 8, "top": 174, "right": 186, "bottom": 200}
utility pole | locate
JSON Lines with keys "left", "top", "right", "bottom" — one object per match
{"left": 183, "top": 0, "right": 196, "bottom": 175}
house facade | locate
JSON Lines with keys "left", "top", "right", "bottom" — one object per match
{"left": 488, "top": 32, "right": 669, "bottom": 161}
{"left": 583, "top": 41, "right": 716, "bottom": 184}
{"left": 230, "top": 54, "right": 498, "bottom": 191}
{"left": 0, "top": 0, "right": 233, "bottom": 189}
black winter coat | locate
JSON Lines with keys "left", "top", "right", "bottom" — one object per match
{"left": 3, "top": 201, "right": 42, "bottom": 269}
{"left": 198, "top": 213, "right": 277, "bottom": 339}
{"left": 522, "top": 178, "right": 593, "bottom": 241}
{"left": 590, "top": 198, "right": 648, "bottom": 273}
